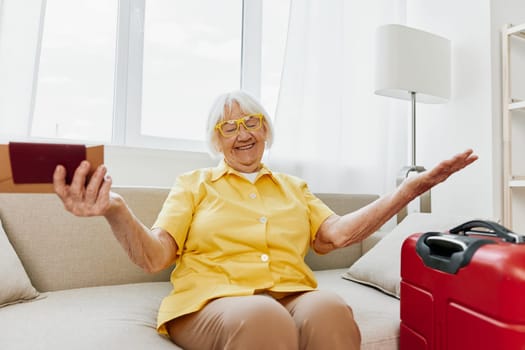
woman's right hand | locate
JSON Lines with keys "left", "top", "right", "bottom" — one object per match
{"left": 54, "top": 160, "right": 177, "bottom": 272}
{"left": 53, "top": 160, "right": 119, "bottom": 217}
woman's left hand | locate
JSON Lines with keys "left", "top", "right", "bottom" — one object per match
{"left": 405, "top": 148, "right": 478, "bottom": 197}
{"left": 314, "top": 148, "right": 478, "bottom": 253}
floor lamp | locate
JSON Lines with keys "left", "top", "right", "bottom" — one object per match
{"left": 374, "top": 24, "right": 451, "bottom": 223}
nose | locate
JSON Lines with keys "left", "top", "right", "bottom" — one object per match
{"left": 237, "top": 123, "right": 251, "bottom": 138}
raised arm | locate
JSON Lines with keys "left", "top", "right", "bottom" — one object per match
{"left": 53, "top": 161, "right": 177, "bottom": 273}
{"left": 313, "top": 149, "right": 478, "bottom": 254}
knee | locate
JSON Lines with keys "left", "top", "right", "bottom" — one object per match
{"left": 306, "top": 290, "right": 359, "bottom": 331}
{"left": 166, "top": 296, "right": 299, "bottom": 350}
{"left": 294, "top": 291, "right": 361, "bottom": 349}
{"left": 224, "top": 298, "right": 297, "bottom": 337}
{"left": 221, "top": 296, "right": 298, "bottom": 349}
{"left": 295, "top": 290, "right": 353, "bottom": 320}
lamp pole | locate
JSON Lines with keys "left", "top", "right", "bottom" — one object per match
{"left": 396, "top": 91, "right": 431, "bottom": 223}
{"left": 373, "top": 24, "right": 450, "bottom": 223}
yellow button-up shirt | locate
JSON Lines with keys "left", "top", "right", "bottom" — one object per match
{"left": 153, "top": 161, "right": 334, "bottom": 334}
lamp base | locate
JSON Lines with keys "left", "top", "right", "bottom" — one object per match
{"left": 396, "top": 165, "right": 431, "bottom": 223}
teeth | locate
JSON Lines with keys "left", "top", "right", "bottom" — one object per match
{"left": 236, "top": 144, "right": 254, "bottom": 150}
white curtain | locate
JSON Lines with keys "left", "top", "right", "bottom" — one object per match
{"left": 0, "top": 0, "right": 44, "bottom": 140}
{"left": 267, "top": 0, "right": 409, "bottom": 197}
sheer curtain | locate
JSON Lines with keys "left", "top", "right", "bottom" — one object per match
{"left": 0, "top": 0, "right": 44, "bottom": 140}
{"left": 267, "top": 0, "right": 408, "bottom": 197}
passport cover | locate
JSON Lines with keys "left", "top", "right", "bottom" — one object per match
{"left": 9, "top": 142, "right": 86, "bottom": 184}
{"left": 0, "top": 142, "right": 104, "bottom": 193}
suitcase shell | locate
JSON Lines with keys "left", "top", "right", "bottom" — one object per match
{"left": 400, "top": 221, "right": 525, "bottom": 350}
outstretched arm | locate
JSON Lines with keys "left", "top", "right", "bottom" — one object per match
{"left": 53, "top": 161, "right": 177, "bottom": 272}
{"left": 313, "top": 149, "right": 478, "bottom": 254}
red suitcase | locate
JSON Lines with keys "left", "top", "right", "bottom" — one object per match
{"left": 400, "top": 220, "right": 525, "bottom": 350}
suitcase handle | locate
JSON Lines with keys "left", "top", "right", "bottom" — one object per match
{"left": 416, "top": 232, "right": 494, "bottom": 274}
{"left": 425, "top": 235, "right": 467, "bottom": 251}
{"left": 449, "top": 220, "right": 524, "bottom": 243}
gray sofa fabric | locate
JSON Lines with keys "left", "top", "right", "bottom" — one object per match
{"left": 0, "top": 188, "right": 399, "bottom": 349}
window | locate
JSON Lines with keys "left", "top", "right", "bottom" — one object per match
{"left": 260, "top": 0, "right": 290, "bottom": 117}
{"left": 2, "top": 0, "right": 290, "bottom": 151}
{"left": 32, "top": 0, "right": 117, "bottom": 142}
{"left": 140, "top": 0, "right": 242, "bottom": 142}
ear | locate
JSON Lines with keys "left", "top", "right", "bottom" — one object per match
{"left": 215, "top": 140, "right": 222, "bottom": 153}
{"left": 215, "top": 138, "right": 223, "bottom": 153}
{"left": 210, "top": 133, "right": 223, "bottom": 154}
{"left": 262, "top": 122, "right": 270, "bottom": 142}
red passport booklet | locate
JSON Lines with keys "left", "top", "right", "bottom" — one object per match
{"left": 9, "top": 142, "right": 86, "bottom": 184}
{"left": 0, "top": 142, "right": 104, "bottom": 193}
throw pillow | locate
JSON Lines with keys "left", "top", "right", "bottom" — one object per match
{"left": 342, "top": 212, "right": 469, "bottom": 298}
{"left": 0, "top": 218, "right": 39, "bottom": 307}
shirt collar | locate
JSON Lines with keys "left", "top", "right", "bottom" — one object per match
{"left": 211, "top": 159, "right": 274, "bottom": 182}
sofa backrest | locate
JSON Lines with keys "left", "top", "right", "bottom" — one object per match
{"left": 0, "top": 187, "right": 378, "bottom": 292}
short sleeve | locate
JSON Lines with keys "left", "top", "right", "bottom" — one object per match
{"left": 301, "top": 183, "right": 335, "bottom": 243}
{"left": 152, "top": 175, "right": 195, "bottom": 255}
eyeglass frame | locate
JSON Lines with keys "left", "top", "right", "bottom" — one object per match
{"left": 214, "top": 114, "right": 265, "bottom": 137}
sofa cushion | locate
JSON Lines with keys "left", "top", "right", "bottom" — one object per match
{"left": 316, "top": 268, "right": 399, "bottom": 349}
{"left": 342, "top": 213, "right": 469, "bottom": 298}
{"left": 0, "top": 190, "right": 378, "bottom": 291}
{"left": 0, "top": 282, "right": 178, "bottom": 350}
{"left": 0, "top": 274, "right": 399, "bottom": 350}
{"left": 0, "top": 218, "right": 39, "bottom": 307}
{"left": 0, "top": 190, "right": 173, "bottom": 293}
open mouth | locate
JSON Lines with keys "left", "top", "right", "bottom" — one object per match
{"left": 235, "top": 143, "right": 255, "bottom": 151}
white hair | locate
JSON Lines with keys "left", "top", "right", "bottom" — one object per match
{"left": 205, "top": 90, "right": 274, "bottom": 157}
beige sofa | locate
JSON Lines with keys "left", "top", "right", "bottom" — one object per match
{"left": 0, "top": 188, "right": 400, "bottom": 350}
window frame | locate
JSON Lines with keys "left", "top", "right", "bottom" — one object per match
{"left": 112, "top": 0, "right": 262, "bottom": 152}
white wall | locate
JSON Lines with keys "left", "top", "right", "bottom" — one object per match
{"left": 106, "top": 146, "right": 215, "bottom": 188}
{"left": 406, "top": 0, "right": 525, "bottom": 221}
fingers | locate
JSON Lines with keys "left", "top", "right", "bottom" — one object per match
{"left": 70, "top": 160, "right": 91, "bottom": 197}
{"left": 88, "top": 167, "right": 113, "bottom": 211}
{"left": 411, "top": 149, "right": 478, "bottom": 195}
{"left": 460, "top": 149, "right": 477, "bottom": 162}
{"left": 85, "top": 164, "right": 108, "bottom": 204}
{"left": 463, "top": 149, "right": 478, "bottom": 167}
{"left": 53, "top": 165, "right": 68, "bottom": 199}
{"left": 448, "top": 149, "right": 478, "bottom": 172}
{"left": 53, "top": 161, "right": 113, "bottom": 217}
{"left": 96, "top": 173, "right": 113, "bottom": 211}
{"left": 439, "top": 149, "right": 476, "bottom": 168}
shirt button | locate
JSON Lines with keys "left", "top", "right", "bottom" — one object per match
{"left": 259, "top": 216, "right": 267, "bottom": 224}
{"left": 249, "top": 193, "right": 257, "bottom": 199}
{"left": 261, "top": 254, "right": 269, "bottom": 262}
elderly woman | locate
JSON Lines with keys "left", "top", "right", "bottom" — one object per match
{"left": 53, "top": 90, "right": 477, "bottom": 350}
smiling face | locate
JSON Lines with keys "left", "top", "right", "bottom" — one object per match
{"left": 216, "top": 101, "right": 268, "bottom": 173}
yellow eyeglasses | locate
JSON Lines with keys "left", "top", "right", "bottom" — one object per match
{"left": 215, "top": 114, "right": 264, "bottom": 137}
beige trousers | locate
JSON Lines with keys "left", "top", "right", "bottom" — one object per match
{"left": 166, "top": 290, "right": 361, "bottom": 350}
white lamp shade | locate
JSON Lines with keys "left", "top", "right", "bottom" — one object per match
{"left": 374, "top": 24, "right": 451, "bottom": 104}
